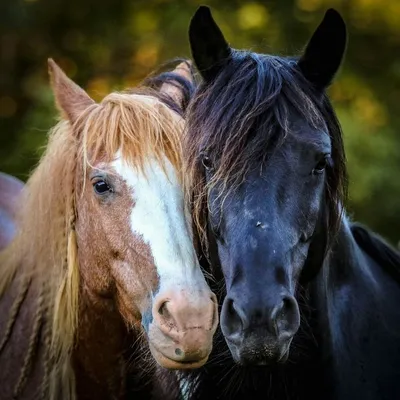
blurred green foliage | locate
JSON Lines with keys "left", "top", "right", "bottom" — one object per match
{"left": 0, "top": 0, "right": 399, "bottom": 245}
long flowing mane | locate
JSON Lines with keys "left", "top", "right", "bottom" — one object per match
{"left": 0, "top": 63, "right": 195, "bottom": 399}
{"left": 184, "top": 53, "right": 348, "bottom": 254}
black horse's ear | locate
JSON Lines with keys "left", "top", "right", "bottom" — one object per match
{"left": 297, "top": 9, "right": 347, "bottom": 89}
{"left": 189, "top": 6, "right": 231, "bottom": 82}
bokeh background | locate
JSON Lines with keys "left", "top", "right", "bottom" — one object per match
{"left": 1, "top": 0, "right": 399, "bottom": 245}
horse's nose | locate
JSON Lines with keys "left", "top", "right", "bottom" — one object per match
{"left": 152, "top": 290, "right": 218, "bottom": 361}
{"left": 221, "top": 293, "right": 300, "bottom": 341}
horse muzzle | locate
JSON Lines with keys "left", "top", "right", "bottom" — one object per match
{"left": 146, "top": 289, "right": 219, "bottom": 369}
{"left": 220, "top": 291, "right": 300, "bottom": 366}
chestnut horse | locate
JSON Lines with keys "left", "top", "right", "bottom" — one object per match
{"left": 0, "top": 172, "right": 24, "bottom": 250}
{"left": 0, "top": 59, "right": 218, "bottom": 400}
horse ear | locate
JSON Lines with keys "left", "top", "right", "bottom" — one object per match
{"left": 297, "top": 9, "right": 347, "bottom": 89}
{"left": 189, "top": 6, "right": 231, "bottom": 82}
{"left": 48, "top": 58, "right": 94, "bottom": 125}
{"left": 160, "top": 60, "right": 194, "bottom": 106}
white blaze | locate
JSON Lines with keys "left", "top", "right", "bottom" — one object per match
{"left": 111, "top": 154, "right": 205, "bottom": 294}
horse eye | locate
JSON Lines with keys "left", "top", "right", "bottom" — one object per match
{"left": 202, "top": 155, "right": 213, "bottom": 170}
{"left": 93, "top": 180, "right": 112, "bottom": 195}
{"left": 313, "top": 155, "right": 330, "bottom": 175}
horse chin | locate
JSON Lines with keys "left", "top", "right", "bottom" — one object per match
{"left": 145, "top": 322, "right": 213, "bottom": 370}
{"left": 225, "top": 335, "right": 292, "bottom": 367}
{"left": 148, "top": 342, "right": 210, "bottom": 370}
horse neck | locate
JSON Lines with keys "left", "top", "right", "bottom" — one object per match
{"left": 73, "top": 278, "right": 152, "bottom": 399}
{"left": 308, "top": 214, "right": 387, "bottom": 358}
{"left": 322, "top": 215, "right": 372, "bottom": 286}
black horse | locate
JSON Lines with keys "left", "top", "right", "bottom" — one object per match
{"left": 180, "top": 6, "right": 400, "bottom": 400}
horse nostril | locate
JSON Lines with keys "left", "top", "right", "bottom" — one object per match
{"left": 271, "top": 295, "right": 300, "bottom": 338}
{"left": 221, "top": 297, "right": 247, "bottom": 339}
{"left": 227, "top": 299, "right": 235, "bottom": 317}
{"left": 281, "top": 297, "right": 292, "bottom": 316}
{"left": 158, "top": 301, "right": 170, "bottom": 318}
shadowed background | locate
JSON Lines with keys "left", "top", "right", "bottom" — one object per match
{"left": 1, "top": 0, "right": 399, "bottom": 245}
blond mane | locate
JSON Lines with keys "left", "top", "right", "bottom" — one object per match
{"left": 0, "top": 90, "right": 184, "bottom": 399}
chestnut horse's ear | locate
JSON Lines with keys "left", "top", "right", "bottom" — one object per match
{"left": 160, "top": 60, "right": 194, "bottom": 106}
{"left": 189, "top": 6, "right": 231, "bottom": 82}
{"left": 48, "top": 58, "right": 95, "bottom": 125}
{"left": 297, "top": 9, "right": 347, "bottom": 89}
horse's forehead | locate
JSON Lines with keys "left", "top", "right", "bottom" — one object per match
{"left": 111, "top": 153, "right": 179, "bottom": 190}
